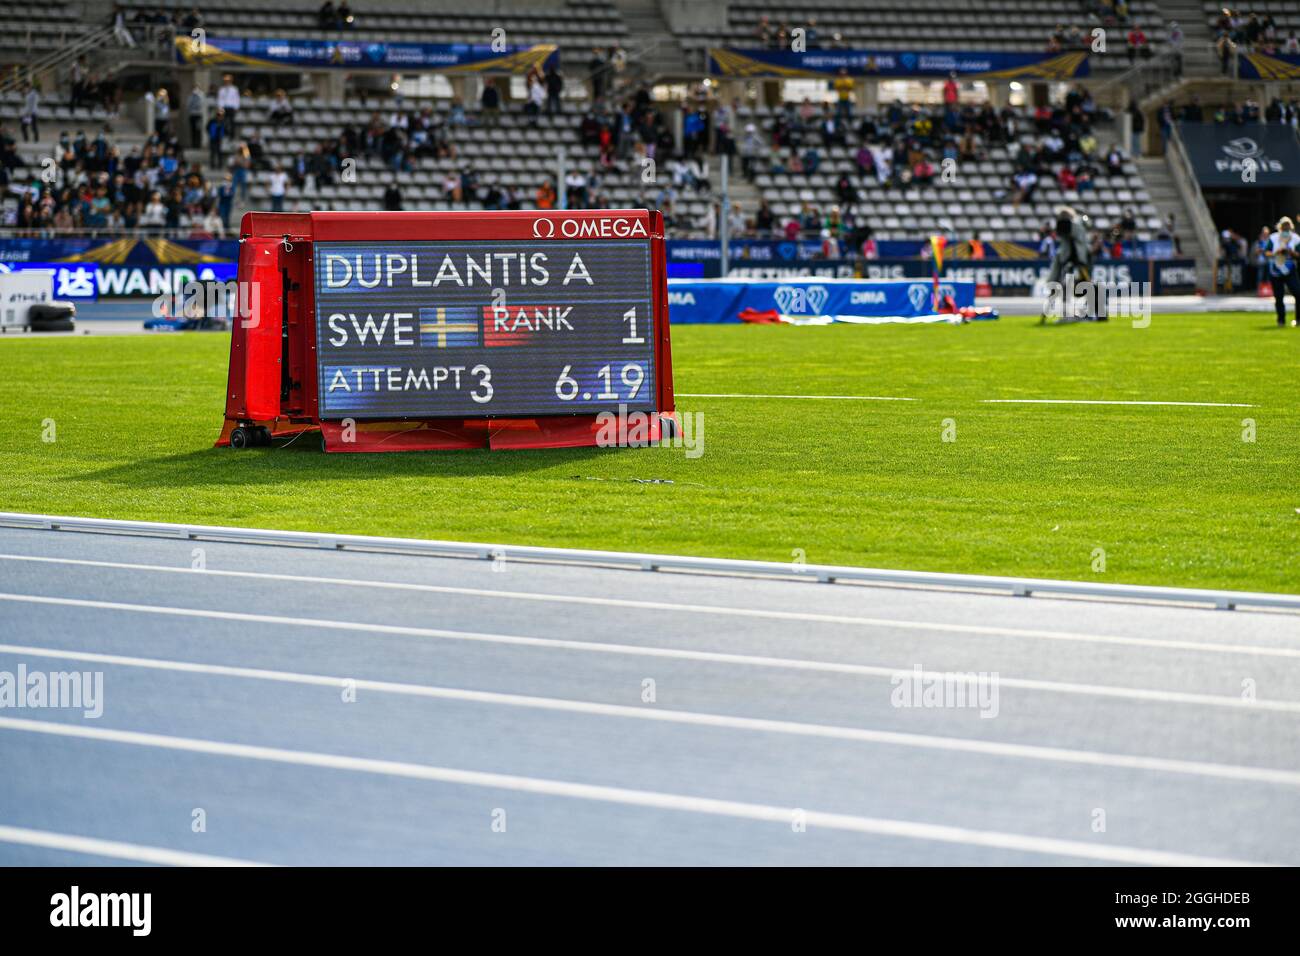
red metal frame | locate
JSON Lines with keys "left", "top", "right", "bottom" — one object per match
{"left": 217, "top": 209, "right": 674, "bottom": 452}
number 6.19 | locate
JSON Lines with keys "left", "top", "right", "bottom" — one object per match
{"left": 555, "top": 363, "right": 644, "bottom": 401}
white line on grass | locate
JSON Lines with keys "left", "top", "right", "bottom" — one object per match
{"left": 678, "top": 392, "right": 917, "bottom": 401}
{"left": 0, "top": 717, "right": 1268, "bottom": 866}
{"left": 0, "top": 824, "right": 269, "bottom": 866}
{"left": 982, "top": 399, "right": 1255, "bottom": 407}
{"left": 0, "top": 560, "right": 1295, "bottom": 659}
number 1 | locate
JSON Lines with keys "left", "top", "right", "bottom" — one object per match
{"left": 622, "top": 307, "right": 644, "bottom": 344}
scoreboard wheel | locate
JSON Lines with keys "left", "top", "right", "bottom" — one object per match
{"left": 253, "top": 426, "right": 273, "bottom": 446}
{"left": 229, "top": 427, "right": 251, "bottom": 449}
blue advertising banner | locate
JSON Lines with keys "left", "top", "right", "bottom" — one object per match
{"left": 667, "top": 258, "right": 1197, "bottom": 296}
{"left": 667, "top": 239, "right": 1045, "bottom": 276}
{"left": 0, "top": 237, "right": 238, "bottom": 265}
{"left": 0, "top": 261, "right": 238, "bottom": 300}
{"left": 1177, "top": 122, "right": 1300, "bottom": 188}
{"left": 708, "top": 48, "right": 1090, "bottom": 80}
{"left": 0, "top": 237, "right": 239, "bottom": 300}
{"left": 667, "top": 277, "right": 975, "bottom": 323}
{"left": 909, "top": 258, "right": 1197, "bottom": 294}
{"left": 175, "top": 35, "right": 558, "bottom": 73}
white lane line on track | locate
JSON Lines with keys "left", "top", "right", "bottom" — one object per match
{"left": 3, "top": 639, "right": 1298, "bottom": 717}
{"left": 3, "top": 642, "right": 1299, "bottom": 784}
{"left": 0, "top": 716, "right": 1267, "bottom": 867}
{"left": 678, "top": 392, "right": 917, "bottom": 401}
{"left": 0, "top": 557, "right": 1294, "bottom": 659}
{"left": 0, "top": 824, "right": 268, "bottom": 866}
{"left": 981, "top": 399, "right": 1256, "bottom": 407}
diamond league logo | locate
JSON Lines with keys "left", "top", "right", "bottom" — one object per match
{"left": 774, "top": 285, "right": 829, "bottom": 314}
{"left": 908, "top": 283, "right": 956, "bottom": 310}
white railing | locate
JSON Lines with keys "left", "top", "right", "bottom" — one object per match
{"left": 1166, "top": 123, "right": 1219, "bottom": 278}
{"left": 0, "top": 25, "right": 118, "bottom": 95}
{"left": 1, "top": 512, "right": 1296, "bottom": 613}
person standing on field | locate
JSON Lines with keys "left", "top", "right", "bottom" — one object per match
{"left": 1265, "top": 216, "right": 1300, "bottom": 326}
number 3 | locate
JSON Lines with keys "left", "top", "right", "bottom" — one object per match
{"left": 471, "top": 364, "right": 493, "bottom": 403}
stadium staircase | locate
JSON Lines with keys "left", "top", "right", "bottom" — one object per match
{"left": 0, "top": 25, "right": 116, "bottom": 96}
{"left": 1160, "top": 0, "right": 1219, "bottom": 76}
{"left": 612, "top": 0, "right": 689, "bottom": 82}
{"left": 1135, "top": 155, "right": 1212, "bottom": 286}
{"left": 1128, "top": 2, "right": 1222, "bottom": 114}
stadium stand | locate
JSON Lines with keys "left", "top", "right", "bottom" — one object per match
{"left": 0, "top": 1, "right": 99, "bottom": 57}
{"left": 1206, "top": 5, "right": 1299, "bottom": 52}
{"left": 115, "top": 0, "right": 629, "bottom": 51}
{"left": 232, "top": 94, "right": 708, "bottom": 225}
{"left": 671, "top": 0, "right": 1170, "bottom": 72}
{"left": 743, "top": 97, "right": 1164, "bottom": 247}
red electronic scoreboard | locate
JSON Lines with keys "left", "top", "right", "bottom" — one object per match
{"left": 217, "top": 209, "right": 675, "bottom": 452}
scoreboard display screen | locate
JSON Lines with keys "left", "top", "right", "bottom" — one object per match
{"left": 313, "top": 239, "right": 657, "bottom": 419}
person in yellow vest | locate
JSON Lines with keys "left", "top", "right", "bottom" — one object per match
{"left": 833, "top": 68, "right": 855, "bottom": 124}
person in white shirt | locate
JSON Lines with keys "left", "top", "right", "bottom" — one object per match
{"left": 267, "top": 164, "right": 288, "bottom": 212}
{"left": 564, "top": 170, "right": 586, "bottom": 208}
{"left": 700, "top": 202, "right": 717, "bottom": 240}
{"left": 21, "top": 84, "right": 39, "bottom": 142}
{"left": 1265, "top": 216, "right": 1300, "bottom": 326}
{"left": 268, "top": 89, "right": 294, "bottom": 127}
{"left": 872, "top": 145, "right": 891, "bottom": 185}
{"left": 526, "top": 74, "right": 545, "bottom": 127}
{"left": 111, "top": 5, "right": 135, "bottom": 47}
{"left": 216, "top": 75, "right": 241, "bottom": 138}
{"left": 139, "top": 192, "right": 167, "bottom": 228}
{"left": 728, "top": 202, "right": 745, "bottom": 237}
{"left": 200, "top": 207, "right": 224, "bottom": 238}
{"left": 1167, "top": 20, "right": 1184, "bottom": 75}
{"left": 153, "top": 87, "right": 171, "bottom": 137}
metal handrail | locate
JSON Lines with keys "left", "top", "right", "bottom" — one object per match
{"left": 0, "top": 25, "right": 119, "bottom": 95}
{"left": 1094, "top": 49, "right": 1180, "bottom": 98}
{"left": 2, "top": 511, "right": 1296, "bottom": 612}
{"left": 1166, "top": 122, "right": 1219, "bottom": 280}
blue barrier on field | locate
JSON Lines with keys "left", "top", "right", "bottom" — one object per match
{"left": 667, "top": 277, "right": 976, "bottom": 324}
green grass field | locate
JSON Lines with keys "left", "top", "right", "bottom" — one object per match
{"left": 1, "top": 313, "right": 1297, "bottom": 592}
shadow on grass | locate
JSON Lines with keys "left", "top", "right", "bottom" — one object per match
{"left": 78, "top": 439, "right": 616, "bottom": 489}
